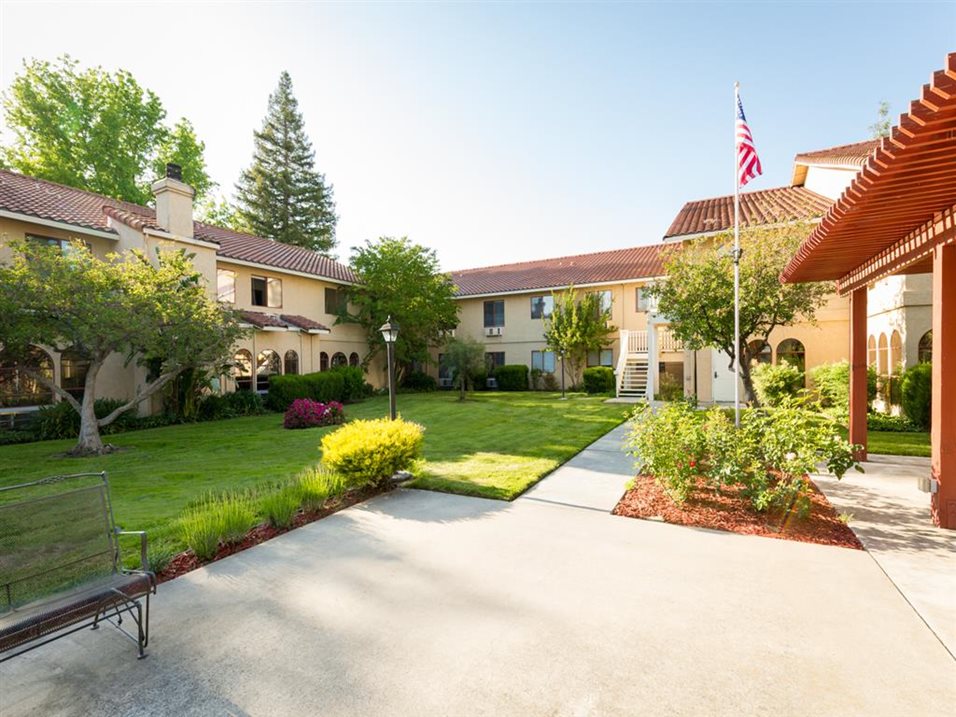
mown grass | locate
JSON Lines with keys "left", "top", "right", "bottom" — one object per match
{"left": 0, "top": 392, "right": 627, "bottom": 555}
{"left": 867, "top": 430, "right": 930, "bottom": 457}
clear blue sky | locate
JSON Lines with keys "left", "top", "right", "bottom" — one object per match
{"left": 1, "top": 2, "right": 953, "bottom": 269}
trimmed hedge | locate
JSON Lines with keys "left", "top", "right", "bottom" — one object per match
{"left": 901, "top": 362, "right": 932, "bottom": 429}
{"left": 583, "top": 366, "right": 615, "bottom": 395}
{"left": 495, "top": 364, "right": 529, "bottom": 391}
{"left": 321, "top": 418, "right": 424, "bottom": 487}
{"left": 401, "top": 371, "right": 437, "bottom": 392}
{"left": 266, "top": 366, "right": 368, "bottom": 411}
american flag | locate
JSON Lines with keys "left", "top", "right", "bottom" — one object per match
{"left": 735, "top": 94, "right": 762, "bottom": 187}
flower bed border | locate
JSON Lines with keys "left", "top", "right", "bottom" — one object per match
{"left": 157, "top": 484, "right": 387, "bottom": 582}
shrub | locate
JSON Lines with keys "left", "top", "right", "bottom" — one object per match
{"left": 32, "top": 398, "right": 141, "bottom": 440}
{"left": 626, "top": 397, "right": 861, "bottom": 517}
{"left": 401, "top": 371, "right": 437, "bottom": 392}
{"left": 541, "top": 372, "right": 559, "bottom": 391}
{"left": 867, "top": 412, "right": 920, "bottom": 432}
{"left": 583, "top": 366, "right": 615, "bottom": 395}
{"left": 0, "top": 428, "right": 37, "bottom": 445}
{"left": 626, "top": 400, "right": 706, "bottom": 503}
{"left": 901, "top": 362, "right": 932, "bottom": 429}
{"left": 321, "top": 418, "right": 424, "bottom": 487}
{"left": 266, "top": 366, "right": 367, "bottom": 411}
{"left": 283, "top": 399, "right": 345, "bottom": 429}
{"left": 495, "top": 364, "right": 529, "bottom": 391}
{"left": 656, "top": 372, "right": 683, "bottom": 402}
{"left": 259, "top": 484, "right": 302, "bottom": 529}
{"left": 752, "top": 361, "right": 804, "bottom": 407}
{"left": 810, "top": 361, "right": 879, "bottom": 417}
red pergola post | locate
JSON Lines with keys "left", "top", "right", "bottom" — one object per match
{"left": 931, "top": 243, "right": 956, "bottom": 528}
{"left": 849, "top": 287, "right": 868, "bottom": 460}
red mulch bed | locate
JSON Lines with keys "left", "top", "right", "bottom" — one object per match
{"left": 157, "top": 484, "right": 385, "bottom": 583}
{"left": 613, "top": 475, "right": 862, "bottom": 550}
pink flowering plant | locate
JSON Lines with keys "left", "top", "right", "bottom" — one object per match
{"left": 283, "top": 399, "right": 345, "bottom": 429}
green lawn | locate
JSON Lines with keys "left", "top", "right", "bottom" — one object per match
{"left": 867, "top": 430, "right": 931, "bottom": 457}
{"left": 0, "top": 392, "right": 627, "bottom": 552}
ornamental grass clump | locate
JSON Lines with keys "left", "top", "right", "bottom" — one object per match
{"left": 283, "top": 399, "right": 345, "bottom": 429}
{"left": 177, "top": 493, "right": 257, "bottom": 561}
{"left": 298, "top": 466, "right": 346, "bottom": 512}
{"left": 259, "top": 482, "right": 303, "bottom": 529}
{"left": 320, "top": 418, "right": 424, "bottom": 488}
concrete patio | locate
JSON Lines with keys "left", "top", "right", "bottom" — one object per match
{"left": 2, "top": 453, "right": 954, "bottom": 716}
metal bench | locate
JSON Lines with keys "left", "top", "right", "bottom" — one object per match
{"left": 0, "top": 472, "right": 156, "bottom": 661}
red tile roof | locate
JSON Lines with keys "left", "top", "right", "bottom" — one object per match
{"left": 0, "top": 169, "right": 355, "bottom": 284}
{"left": 239, "top": 310, "right": 330, "bottom": 333}
{"left": 664, "top": 186, "right": 832, "bottom": 239}
{"left": 281, "top": 314, "right": 331, "bottom": 333}
{"left": 451, "top": 244, "right": 666, "bottom": 297}
{"left": 793, "top": 139, "right": 880, "bottom": 167}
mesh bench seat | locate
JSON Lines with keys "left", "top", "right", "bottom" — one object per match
{"left": 0, "top": 473, "right": 156, "bottom": 661}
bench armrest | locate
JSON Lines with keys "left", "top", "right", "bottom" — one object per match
{"left": 116, "top": 529, "right": 149, "bottom": 572}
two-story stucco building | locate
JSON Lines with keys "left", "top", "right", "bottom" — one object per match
{"left": 0, "top": 167, "right": 382, "bottom": 417}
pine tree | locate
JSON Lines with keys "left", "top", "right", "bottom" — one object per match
{"left": 236, "top": 71, "right": 337, "bottom": 254}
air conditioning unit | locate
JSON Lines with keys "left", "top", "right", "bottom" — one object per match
{"left": 438, "top": 377, "right": 453, "bottom": 388}
{"left": 484, "top": 326, "right": 503, "bottom": 337}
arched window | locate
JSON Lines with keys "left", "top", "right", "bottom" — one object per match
{"left": 918, "top": 331, "right": 932, "bottom": 364}
{"left": 890, "top": 331, "right": 903, "bottom": 373}
{"left": 257, "top": 350, "right": 281, "bottom": 392}
{"left": 349, "top": 352, "right": 360, "bottom": 367}
{"left": 878, "top": 333, "right": 888, "bottom": 375}
{"left": 284, "top": 350, "right": 299, "bottom": 376}
{"left": 60, "top": 349, "right": 90, "bottom": 400}
{"left": 233, "top": 349, "right": 253, "bottom": 392}
{"left": 776, "top": 338, "right": 806, "bottom": 374}
{"left": 748, "top": 340, "right": 771, "bottom": 366}
{"left": 867, "top": 335, "right": 877, "bottom": 367}
{"left": 320, "top": 352, "right": 329, "bottom": 371}
{"left": 331, "top": 352, "right": 348, "bottom": 369}
{"left": 0, "top": 346, "right": 54, "bottom": 408}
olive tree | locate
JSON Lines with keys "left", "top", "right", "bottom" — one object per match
{"left": 543, "top": 287, "right": 616, "bottom": 387}
{"left": 0, "top": 241, "right": 246, "bottom": 455}
{"left": 442, "top": 335, "right": 486, "bottom": 401}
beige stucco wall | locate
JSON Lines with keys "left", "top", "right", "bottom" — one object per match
{"left": 0, "top": 217, "right": 117, "bottom": 261}
{"left": 801, "top": 165, "right": 858, "bottom": 201}
{"left": 866, "top": 274, "right": 933, "bottom": 372}
{"left": 445, "top": 280, "right": 657, "bottom": 379}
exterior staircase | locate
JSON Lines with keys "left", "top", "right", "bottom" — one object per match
{"left": 617, "top": 356, "right": 649, "bottom": 398}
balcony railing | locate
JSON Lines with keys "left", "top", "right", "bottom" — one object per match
{"left": 658, "top": 328, "right": 684, "bottom": 353}
{"left": 620, "top": 329, "right": 648, "bottom": 354}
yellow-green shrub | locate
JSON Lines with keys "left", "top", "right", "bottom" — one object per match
{"left": 320, "top": 418, "right": 424, "bottom": 487}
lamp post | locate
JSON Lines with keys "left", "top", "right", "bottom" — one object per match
{"left": 379, "top": 316, "right": 399, "bottom": 420}
{"left": 559, "top": 349, "right": 567, "bottom": 400}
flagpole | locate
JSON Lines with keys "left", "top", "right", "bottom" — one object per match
{"left": 733, "top": 81, "right": 741, "bottom": 429}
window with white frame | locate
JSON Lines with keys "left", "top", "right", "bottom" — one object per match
{"left": 636, "top": 287, "right": 649, "bottom": 312}
{"left": 587, "top": 348, "right": 613, "bottom": 367}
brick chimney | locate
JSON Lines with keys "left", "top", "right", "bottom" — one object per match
{"left": 151, "top": 163, "right": 195, "bottom": 238}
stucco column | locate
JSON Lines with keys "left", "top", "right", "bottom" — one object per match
{"left": 931, "top": 244, "right": 956, "bottom": 529}
{"left": 849, "top": 287, "right": 868, "bottom": 460}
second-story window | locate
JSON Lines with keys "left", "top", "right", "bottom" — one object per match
{"left": 636, "top": 287, "right": 649, "bottom": 312}
{"left": 325, "top": 287, "right": 348, "bottom": 315}
{"left": 530, "top": 295, "right": 553, "bottom": 320}
{"left": 218, "top": 269, "right": 236, "bottom": 303}
{"left": 252, "top": 275, "right": 282, "bottom": 308}
{"left": 484, "top": 300, "right": 505, "bottom": 327}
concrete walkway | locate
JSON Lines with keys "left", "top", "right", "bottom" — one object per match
{"left": 2, "top": 430, "right": 955, "bottom": 716}
{"left": 519, "top": 422, "right": 633, "bottom": 512}
{"left": 814, "top": 454, "right": 956, "bottom": 658}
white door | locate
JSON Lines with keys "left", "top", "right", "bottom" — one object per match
{"left": 711, "top": 348, "right": 737, "bottom": 403}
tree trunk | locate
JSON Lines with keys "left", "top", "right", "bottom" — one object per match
{"left": 70, "top": 359, "right": 107, "bottom": 456}
{"left": 736, "top": 346, "right": 759, "bottom": 406}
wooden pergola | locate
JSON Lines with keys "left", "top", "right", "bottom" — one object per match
{"left": 782, "top": 52, "right": 956, "bottom": 529}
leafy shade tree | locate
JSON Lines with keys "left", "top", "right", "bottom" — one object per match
{"left": 195, "top": 193, "right": 251, "bottom": 234}
{"left": 869, "top": 100, "right": 891, "bottom": 139}
{"left": 442, "top": 336, "right": 486, "bottom": 401}
{"left": 344, "top": 237, "right": 459, "bottom": 380}
{"left": 543, "top": 288, "right": 616, "bottom": 387}
{"left": 647, "top": 223, "right": 830, "bottom": 405}
{"left": 1, "top": 55, "right": 213, "bottom": 204}
{"left": 235, "top": 71, "right": 337, "bottom": 254}
{"left": 0, "top": 242, "right": 247, "bottom": 456}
